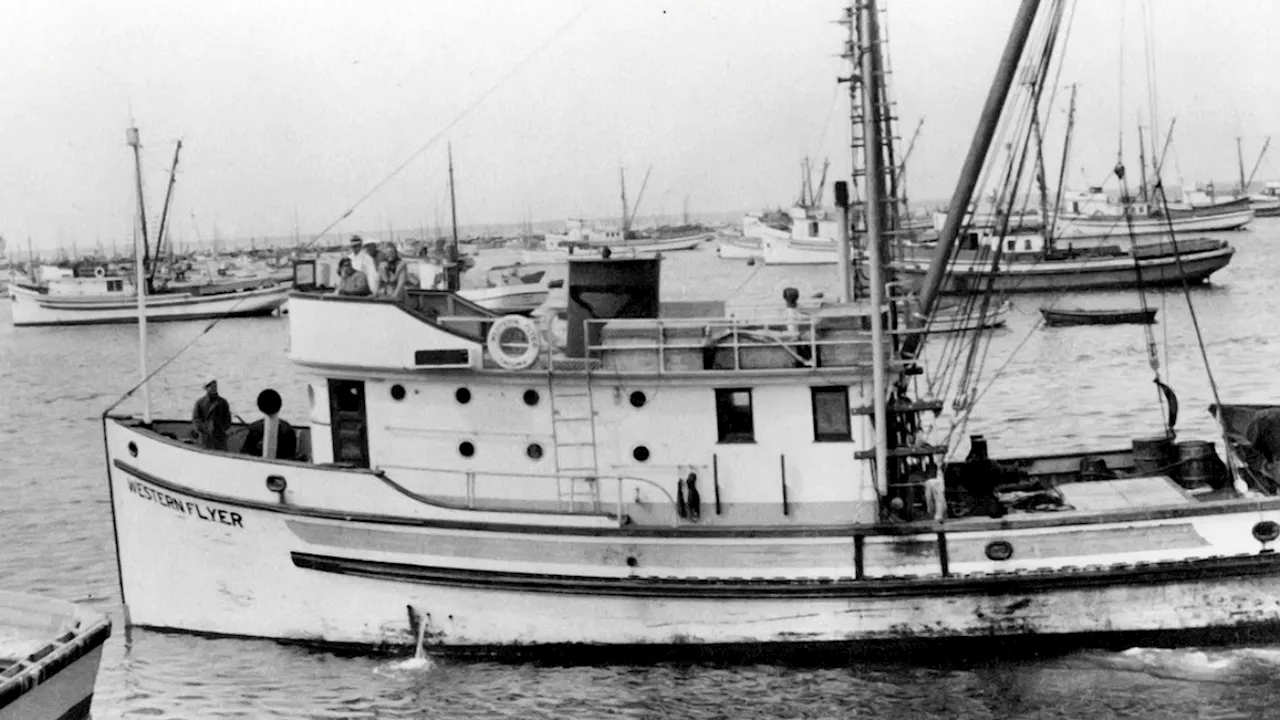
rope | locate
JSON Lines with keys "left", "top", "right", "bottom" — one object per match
{"left": 102, "top": 4, "right": 598, "bottom": 418}
{"left": 101, "top": 290, "right": 266, "bottom": 419}
{"left": 1150, "top": 179, "right": 1236, "bottom": 478}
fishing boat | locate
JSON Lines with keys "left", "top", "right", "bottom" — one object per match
{"left": 1040, "top": 307, "right": 1158, "bottom": 327}
{"left": 715, "top": 232, "right": 763, "bottom": 261}
{"left": 8, "top": 132, "right": 290, "bottom": 327}
{"left": 457, "top": 263, "right": 559, "bottom": 314}
{"left": 893, "top": 230, "right": 1235, "bottom": 294}
{"left": 101, "top": 0, "right": 1280, "bottom": 657}
{"left": 0, "top": 590, "right": 112, "bottom": 720}
{"left": 9, "top": 278, "right": 291, "bottom": 326}
{"left": 1055, "top": 190, "right": 1254, "bottom": 240}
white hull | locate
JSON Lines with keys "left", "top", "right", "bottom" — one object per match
{"left": 716, "top": 236, "right": 762, "bottom": 260}
{"left": 1055, "top": 207, "right": 1254, "bottom": 238}
{"left": 9, "top": 283, "right": 291, "bottom": 326}
{"left": 106, "top": 418, "right": 1280, "bottom": 652}
{"left": 894, "top": 246, "right": 1234, "bottom": 294}
{"left": 759, "top": 232, "right": 840, "bottom": 265}
{"left": 589, "top": 234, "right": 710, "bottom": 253}
{"left": 0, "top": 591, "right": 111, "bottom": 720}
{"left": 459, "top": 284, "right": 549, "bottom": 314}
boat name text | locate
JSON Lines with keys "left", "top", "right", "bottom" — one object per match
{"left": 127, "top": 479, "right": 244, "bottom": 528}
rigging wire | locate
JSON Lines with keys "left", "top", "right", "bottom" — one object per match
{"left": 303, "top": 2, "right": 597, "bottom": 248}
{"left": 1150, "top": 178, "right": 1239, "bottom": 483}
{"left": 105, "top": 3, "right": 599, "bottom": 413}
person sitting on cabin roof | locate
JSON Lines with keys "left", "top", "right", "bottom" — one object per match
{"left": 335, "top": 257, "right": 371, "bottom": 296}
{"left": 241, "top": 389, "right": 299, "bottom": 461}
{"left": 378, "top": 243, "right": 410, "bottom": 302}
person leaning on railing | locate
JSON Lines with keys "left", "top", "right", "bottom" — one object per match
{"left": 335, "top": 257, "right": 372, "bottom": 296}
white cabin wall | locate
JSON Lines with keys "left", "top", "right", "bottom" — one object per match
{"left": 310, "top": 371, "right": 880, "bottom": 526}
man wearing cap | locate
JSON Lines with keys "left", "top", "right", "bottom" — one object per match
{"left": 348, "top": 235, "right": 381, "bottom": 295}
{"left": 192, "top": 380, "right": 232, "bottom": 451}
{"left": 241, "top": 388, "right": 298, "bottom": 460}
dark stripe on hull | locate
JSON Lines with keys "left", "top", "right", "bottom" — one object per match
{"left": 290, "top": 550, "right": 1280, "bottom": 599}
{"left": 128, "top": 618, "right": 1280, "bottom": 665}
{"left": 14, "top": 305, "right": 282, "bottom": 327}
{"left": 111, "top": 457, "right": 1280, "bottom": 538}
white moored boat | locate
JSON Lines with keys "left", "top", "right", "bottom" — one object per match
{"left": 100, "top": 0, "right": 1280, "bottom": 659}
{"left": 9, "top": 278, "right": 291, "bottom": 327}
{"left": 0, "top": 591, "right": 111, "bottom": 720}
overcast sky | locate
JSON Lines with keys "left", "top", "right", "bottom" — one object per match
{"left": 5, "top": 0, "right": 1280, "bottom": 251}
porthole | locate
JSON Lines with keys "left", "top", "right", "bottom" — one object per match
{"left": 128, "top": 442, "right": 138, "bottom": 457}
{"left": 985, "top": 541, "right": 1014, "bottom": 561}
{"left": 632, "top": 445, "right": 650, "bottom": 462}
{"left": 527, "top": 443, "right": 544, "bottom": 460}
{"left": 523, "top": 389, "right": 540, "bottom": 406}
{"left": 455, "top": 387, "right": 471, "bottom": 404}
{"left": 390, "top": 384, "right": 406, "bottom": 401}
{"left": 1253, "top": 521, "right": 1280, "bottom": 543}
{"left": 626, "top": 556, "right": 638, "bottom": 567}
{"left": 629, "top": 391, "right": 647, "bottom": 408}
{"left": 459, "top": 441, "right": 475, "bottom": 458}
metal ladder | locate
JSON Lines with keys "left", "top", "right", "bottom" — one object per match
{"left": 547, "top": 368, "right": 600, "bottom": 512}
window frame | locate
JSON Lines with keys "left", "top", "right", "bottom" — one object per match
{"left": 715, "top": 388, "right": 756, "bottom": 444}
{"left": 811, "top": 386, "right": 852, "bottom": 442}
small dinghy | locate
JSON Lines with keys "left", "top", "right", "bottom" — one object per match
{"left": 1040, "top": 307, "right": 1158, "bottom": 327}
{"left": 0, "top": 590, "right": 112, "bottom": 720}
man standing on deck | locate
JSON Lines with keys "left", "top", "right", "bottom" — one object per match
{"left": 348, "top": 235, "right": 381, "bottom": 295}
{"left": 192, "top": 380, "right": 232, "bottom": 451}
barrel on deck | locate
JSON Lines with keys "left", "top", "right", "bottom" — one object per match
{"left": 1132, "top": 435, "right": 1177, "bottom": 476}
{"left": 1175, "top": 440, "right": 1217, "bottom": 489}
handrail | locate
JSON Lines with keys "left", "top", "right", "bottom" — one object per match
{"left": 374, "top": 463, "right": 683, "bottom": 527}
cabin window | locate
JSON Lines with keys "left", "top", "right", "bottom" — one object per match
{"left": 1022, "top": 238, "right": 1032, "bottom": 251}
{"left": 715, "top": 388, "right": 755, "bottom": 443}
{"left": 1005, "top": 239, "right": 1015, "bottom": 252}
{"left": 811, "top": 386, "right": 851, "bottom": 442}
{"left": 809, "top": 221, "right": 819, "bottom": 237}
{"left": 108, "top": 279, "right": 124, "bottom": 292}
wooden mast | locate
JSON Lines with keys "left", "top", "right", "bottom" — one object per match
{"left": 856, "top": 0, "right": 892, "bottom": 497}
{"left": 619, "top": 167, "right": 630, "bottom": 238}
{"left": 447, "top": 143, "right": 460, "bottom": 291}
{"left": 151, "top": 140, "right": 183, "bottom": 290}
{"left": 1237, "top": 137, "right": 1247, "bottom": 196}
{"left": 127, "top": 125, "right": 151, "bottom": 423}
{"left": 915, "top": 0, "right": 1043, "bottom": 322}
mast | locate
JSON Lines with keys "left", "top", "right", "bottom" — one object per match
{"left": 447, "top": 143, "right": 460, "bottom": 291}
{"left": 127, "top": 125, "right": 151, "bottom": 423}
{"left": 1237, "top": 136, "right": 1248, "bottom": 195}
{"left": 619, "top": 167, "right": 630, "bottom": 237}
{"left": 858, "top": 0, "right": 891, "bottom": 498}
{"left": 151, "top": 139, "right": 183, "bottom": 289}
{"left": 916, "top": 0, "right": 1043, "bottom": 321}
{"left": 1137, "top": 125, "right": 1149, "bottom": 203}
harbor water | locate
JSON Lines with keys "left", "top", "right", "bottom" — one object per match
{"left": 3, "top": 222, "right": 1280, "bottom": 718}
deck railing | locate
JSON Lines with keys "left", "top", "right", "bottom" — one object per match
{"left": 581, "top": 312, "right": 886, "bottom": 374}
{"left": 375, "top": 463, "right": 680, "bottom": 527}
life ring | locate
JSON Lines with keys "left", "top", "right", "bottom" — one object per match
{"left": 94, "top": 266, "right": 106, "bottom": 279}
{"left": 487, "top": 314, "right": 542, "bottom": 370}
